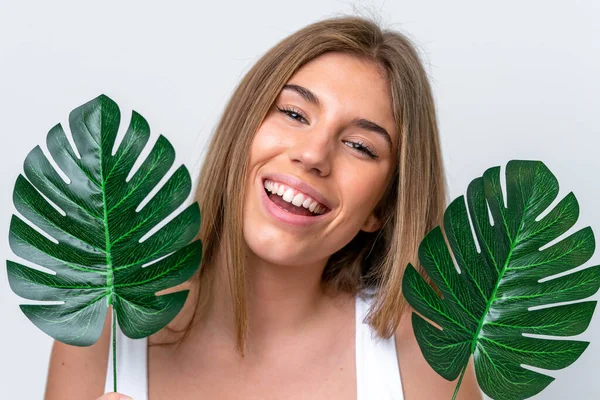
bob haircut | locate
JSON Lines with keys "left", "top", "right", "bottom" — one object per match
{"left": 181, "top": 15, "right": 447, "bottom": 355}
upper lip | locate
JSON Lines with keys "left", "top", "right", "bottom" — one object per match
{"left": 262, "top": 173, "right": 333, "bottom": 210}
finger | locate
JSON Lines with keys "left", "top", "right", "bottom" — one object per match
{"left": 96, "top": 392, "right": 133, "bottom": 400}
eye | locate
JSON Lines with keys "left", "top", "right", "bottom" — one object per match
{"left": 343, "top": 140, "right": 379, "bottom": 159}
{"left": 276, "top": 105, "right": 308, "bottom": 124}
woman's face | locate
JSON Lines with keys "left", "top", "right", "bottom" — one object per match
{"left": 243, "top": 51, "right": 398, "bottom": 268}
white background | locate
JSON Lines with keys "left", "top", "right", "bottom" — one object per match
{"left": 0, "top": 0, "right": 598, "bottom": 399}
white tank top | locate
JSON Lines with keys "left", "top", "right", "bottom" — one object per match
{"left": 104, "top": 293, "right": 404, "bottom": 399}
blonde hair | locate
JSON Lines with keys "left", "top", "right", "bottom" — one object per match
{"left": 182, "top": 15, "right": 447, "bottom": 355}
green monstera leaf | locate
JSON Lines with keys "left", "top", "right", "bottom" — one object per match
{"left": 402, "top": 160, "right": 600, "bottom": 400}
{"left": 6, "top": 94, "right": 201, "bottom": 356}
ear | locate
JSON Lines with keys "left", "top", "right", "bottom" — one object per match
{"left": 361, "top": 211, "right": 383, "bottom": 233}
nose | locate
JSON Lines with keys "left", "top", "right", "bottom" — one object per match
{"left": 287, "top": 132, "right": 332, "bottom": 176}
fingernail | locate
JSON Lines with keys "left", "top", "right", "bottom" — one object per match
{"left": 120, "top": 396, "right": 134, "bottom": 400}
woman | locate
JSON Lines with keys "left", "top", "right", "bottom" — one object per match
{"left": 45, "top": 15, "right": 481, "bottom": 399}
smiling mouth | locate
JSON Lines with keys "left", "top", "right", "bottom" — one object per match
{"left": 264, "top": 186, "right": 329, "bottom": 217}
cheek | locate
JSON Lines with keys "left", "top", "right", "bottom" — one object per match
{"left": 339, "top": 170, "right": 388, "bottom": 214}
{"left": 249, "top": 122, "right": 289, "bottom": 165}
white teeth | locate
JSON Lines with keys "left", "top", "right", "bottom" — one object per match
{"left": 292, "top": 193, "right": 304, "bottom": 206}
{"left": 264, "top": 179, "right": 327, "bottom": 215}
{"left": 282, "top": 188, "right": 294, "bottom": 202}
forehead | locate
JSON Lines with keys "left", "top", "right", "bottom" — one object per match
{"left": 284, "top": 52, "right": 397, "bottom": 145}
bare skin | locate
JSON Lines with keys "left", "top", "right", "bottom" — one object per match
{"left": 45, "top": 53, "right": 482, "bottom": 400}
{"left": 48, "top": 286, "right": 480, "bottom": 400}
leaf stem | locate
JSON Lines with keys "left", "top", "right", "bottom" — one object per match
{"left": 113, "top": 308, "right": 118, "bottom": 393}
{"left": 452, "top": 366, "right": 468, "bottom": 400}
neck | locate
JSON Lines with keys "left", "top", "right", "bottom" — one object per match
{"left": 196, "top": 241, "right": 331, "bottom": 355}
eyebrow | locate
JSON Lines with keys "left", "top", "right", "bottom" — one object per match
{"left": 283, "top": 84, "right": 321, "bottom": 107}
{"left": 282, "top": 84, "right": 393, "bottom": 149}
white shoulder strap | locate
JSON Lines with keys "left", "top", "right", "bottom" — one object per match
{"left": 104, "top": 320, "right": 149, "bottom": 400}
{"left": 355, "top": 294, "right": 404, "bottom": 400}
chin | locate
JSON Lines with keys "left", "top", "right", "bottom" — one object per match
{"left": 242, "top": 223, "right": 310, "bottom": 267}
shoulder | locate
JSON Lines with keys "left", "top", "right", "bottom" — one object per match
{"left": 45, "top": 308, "right": 112, "bottom": 399}
{"left": 45, "top": 282, "right": 197, "bottom": 399}
{"left": 394, "top": 307, "right": 482, "bottom": 400}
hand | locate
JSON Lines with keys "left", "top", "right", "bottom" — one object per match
{"left": 96, "top": 393, "right": 133, "bottom": 400}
